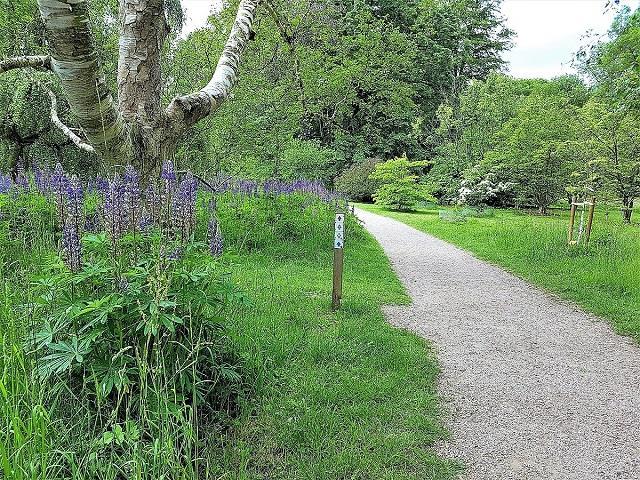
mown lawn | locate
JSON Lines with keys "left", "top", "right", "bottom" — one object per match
{"left": 358, "top": 203, "right": 640, "bottom": 343}
{"left": 218, "top": 226, "right": 460, "bottom": 479}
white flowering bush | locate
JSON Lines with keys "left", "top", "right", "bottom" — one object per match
{"left": 457, "top": 171, "right": 514, "bottom": 209}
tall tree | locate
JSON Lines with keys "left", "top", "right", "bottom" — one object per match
{"left": 429, "top": 74, "right": 537, "bottom": 201}
{"left": 578, "top": 100, "right": 640, "bottom": 223}
{"left": 482, "top": 80, "right": 583, "bottom": 214}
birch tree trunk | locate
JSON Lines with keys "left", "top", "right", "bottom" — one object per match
{"left": 2, "top": 0, "right": 263, "bottom": 177}
{"left": 37, "top": 0, "right": 131, "bottom": 166}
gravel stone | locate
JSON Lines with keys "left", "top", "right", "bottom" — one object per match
{"left": 356, "top": 208, "right": 640, "bottom": 480}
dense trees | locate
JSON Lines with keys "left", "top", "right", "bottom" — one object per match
{"left": 427, "top": 5, "right": 640, "bottom": 221}
{"left": 176, "top": 0, "right": 512, "bottom": 176}
{"left": 0, "top": 1, "right": 637, "bottom": 220}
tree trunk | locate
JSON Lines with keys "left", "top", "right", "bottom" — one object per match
{"left": 622, "top": 196, "right": 634, "bottom": 223}
{"left": 118, "top": 0, "right": 167, "bottom": 122}
{"left": 37, "top": 0, "right": 131, "bottom": 167}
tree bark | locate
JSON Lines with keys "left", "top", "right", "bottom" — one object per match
{"left": 46, "top": 88, "right": 95, "bottom": 153}
{"left": 2, "top": 0, "right": 263, "bottom": 177}
{"left": 622, "top": 196, "right": 634, "bottom": 223}
{"left": 37, "top": 0, "right": 130, "bottom": 167}
{"left": 118, "top": 0, "right": 168, "bottom": 122}
{"left": 0, "top": 55, "right": 52, "bottom": 74}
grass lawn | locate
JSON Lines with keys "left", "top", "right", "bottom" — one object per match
{"left": 357, "top": 203, "right": 640, "bottom": 343}
{"left": 218, "top": 226, "right": 460, "bottom": 478}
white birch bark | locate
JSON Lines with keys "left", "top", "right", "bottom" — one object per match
{"left": 37, "top": 0, "right": 130, "bottom": 165}
{"left": 117, "top": 0, "right": 168, "bottom": 122}
{"left": 0, "top": 55, "right": 52, "bottom": 74}
{"left": 2, "top": 0, "right": 263, "bottom": 174}
{"left": 46, "top": 88, "right": 96, "bottom": 153}
{"left": 165, "top": 0, "right": 262, "bottom": 134}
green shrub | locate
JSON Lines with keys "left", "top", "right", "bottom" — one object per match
{"left": 334, "top": 158, "right": 381, "bottom": 202}
{"left": 279, "top": 139, "right": 340, "bottom": 185}
{"left": 0, "top": 170, "right": 354, "bottom": 478}
{"left": 30, "top": 233, "right": 247, "bottom": 407}
{"left": 370, "top": 156, "right": 433, "bottom": 211}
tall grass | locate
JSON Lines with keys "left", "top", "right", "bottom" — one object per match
{"left": 1, "top": 185, "right": 458, "bottom": 479}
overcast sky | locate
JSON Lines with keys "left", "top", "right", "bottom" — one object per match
{"left": 181, "top": 0, "right": 640, "bottom": 79}
{"left": 502, "top": 0, "right": 640, "bottom": 78}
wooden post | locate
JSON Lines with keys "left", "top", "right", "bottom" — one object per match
{"left": 568, "top": 196, "right": 577, "bottom": 245}
{"left": 332, "top": 211, "right": 345, "bottom": 311}
{"left": 585, "top": 196, "right": 596, "bottom": 246}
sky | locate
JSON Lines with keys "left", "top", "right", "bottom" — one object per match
{"left": 181, "top": 0, "right": 640, "bottom": 79}
{"left": 501, "top": 0, "right": 640, "bottom": 79}
{"left": 181, "top": 0, "right": 222, "bottom": 35}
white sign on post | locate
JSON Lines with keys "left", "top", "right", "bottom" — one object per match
{"left": 334, "top": 213, "right": 345, "bottom": 249}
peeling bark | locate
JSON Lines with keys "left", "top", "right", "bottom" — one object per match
{"left": 118, "top": 0, "right": 168, "bottom": 122}
{"left": 165, "top": 0, "right": 262, "bottom": 135}
{"left": 0, "top": 55, "right": 52, "bottom": 74}
{"left": 37, "top": 0, "right": 130, "bottom": 166}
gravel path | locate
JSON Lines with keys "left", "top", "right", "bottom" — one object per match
{"left": 355, "top": 208, "right": 640, "bottom": 480}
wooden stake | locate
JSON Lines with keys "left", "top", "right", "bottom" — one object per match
{"left": 585, "top": 196, "right": 596, "bottom": 246}
{"left": 332, "top": 212, "right": 345, "bottom": 311}
{"left": 332, "top": 248, "right": 344, "bottom": 310}
{"left": 568, "top": 196, "right": 577, "bottom": 245}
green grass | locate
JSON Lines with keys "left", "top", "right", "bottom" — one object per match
{"left": 0, "top": 193, "right": 459, "bottom": 479}
{"left": 219, "top": 228, "right": 459, "bottom": 479}
{"left": 358, "top": 203, "right": 640, "bottom": 343}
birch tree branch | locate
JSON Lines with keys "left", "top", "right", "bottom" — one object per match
{"left": 165, "top": 0, "right": 262, "bottom": 134}
{"left": 46, "top": 88, "right": 96, "bottom": 153}
{"left": 0, "top": 55, "right": 52, "bottom": 74}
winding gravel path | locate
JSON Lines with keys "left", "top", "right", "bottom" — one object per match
{"left": 355, "top": 208, "right": 640, "bottom": 480}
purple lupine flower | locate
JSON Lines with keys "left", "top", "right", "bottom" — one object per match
{"left": 62, "top": 220, "right": 82, "bottom": 272}
{"left": 123, "top": 165, "right": 141, "bottom": 232}
{"left": 103, "top": 174, "right": 126, "bottom": 253}
{"left": 235, "top": 179, "right": 258, "bottom": 196}
{"left": 183, "top": 171, "right": 198, "bottom": 234}
{"left": 138, "top": 208, "right": 153, "bottom": 232}
{"left": 172, "top": 171, "right": 198, "bottom": 240}
{"left": 89, "top": 177, "right": 109, "bottom": 196}
{"left": 161, "top": 160, "right": 177, "bottom": 184}
{"left": 33, "top": 163, "right": 51, "bottom": 194}
{"left": 65, "top": 175, "right": 84, "bottom": 206}
{"left": 66, "top": 176, "right": 84, "bottom": 222}
{"left": 160, "top": 161, "right": 177, "bottom": 230}
{"left": 167, "top": 246, "right": 183, "bottom": 261}
{"left": 0, "top": 174, "right": 11, "bottom": 194}
{"left": 50, "top": 163, "right": 69, "bottom": 196}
